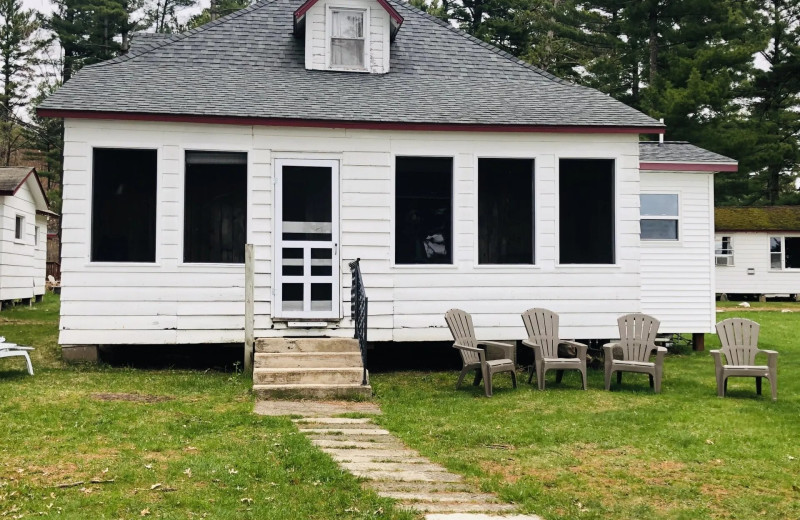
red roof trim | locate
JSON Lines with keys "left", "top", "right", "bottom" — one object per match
{"left": 295, "top": 0, "right": 404, "bottom": 24}
{"left": 37, "top": 109, "right": 665, "bottom": 134}
{"left": 640, "top": 161, "right": 738, "bottom": 172}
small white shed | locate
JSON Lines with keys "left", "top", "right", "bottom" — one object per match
{"left": 0, "top": 167, "right": 52, "bottom": 305}
{"left": 715, "top": 206, "right": 800, "bottom": 299}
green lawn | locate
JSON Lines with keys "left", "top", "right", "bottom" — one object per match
{"left": 0, "top": 295, "right": 413, "bottom": 520}
{"left": 373, "top": 311, "right": 800, "bottom": 520}
{"left": 2, "top": 297, "right": 798, "bottom": 519}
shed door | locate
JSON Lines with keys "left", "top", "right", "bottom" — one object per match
{"left": 274, "top": 159, "right": 340, "bottom": 319}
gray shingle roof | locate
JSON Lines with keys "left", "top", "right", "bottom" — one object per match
{"left": 128, "top": 33, "right": 178, "bottom": 54}
{"left": 40, "top": 0, "right": 662, "bottom": 129}
{"left": 0, "top": 167, "right": 34, "bottom": 194}
{"left": 640, "top": 141, "right": 736, "bottom": 164}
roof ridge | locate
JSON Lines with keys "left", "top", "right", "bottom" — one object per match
{"left": 387, "top": 0, "right": 571, "bottom": 86}
{"left": 91, "top": 0, "right": 278, "bottom": 69}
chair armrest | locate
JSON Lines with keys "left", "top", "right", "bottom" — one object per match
{"left": 453, "top": 343, "right": 482, "bottom": 354}
{"left": 759, "top": 349, "right": 778, "bottom": 370}
{"left": 654, "top": 346, "right": 667, "bottom": 364}
{"left": 602, "top": 342, "right": 618, "bottom": 352}
{"left": 5, "top": 346, "right": 34, "bottom": 351}
{"left": 521, "top": 339, "right": 539, "bottom": 350}
{"left": 560, "top": 340, "right": 587, "bottom": 361}
{"left": 479, "top": 340, "right": 515, "bottom": 361}
{"left": 710, "top": 349, "right": 723, "bottom": 366}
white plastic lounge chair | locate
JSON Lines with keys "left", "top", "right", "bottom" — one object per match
{"left": 713, "top": 318, "right": 778, "bottom": 401}
{"left": 603, "top": 314, "right": 665, "bottom": 393}
{"left": 0, "top": 337, "right": 34, "bottom": 375}
{"left": 521, "top": 308, "right": 587, "bottom": 390}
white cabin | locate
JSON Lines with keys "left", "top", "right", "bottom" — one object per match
{"left": 39, "top": 0, "right": 737, "bottom": 351}
{"left": 715, "top": 206, "right": 800, "bottom": 299}
{"left": 0, "top": 167, "right": 52, "bottom": 304}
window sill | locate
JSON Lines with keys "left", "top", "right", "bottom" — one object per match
{"left": 13, "top": 239, "right": 25, "bottom": 245}
{"left": 473, "top": 264, "right": 540, "bottom": 271}
{"left": 392, "top": 264, "right": 458, "bottom": 271}
{"left": 327, "top": 66, "right": 369, "bottom": 73}
{"left": 556, "top": 264, "right": 621, "bottom": 269}
{"left": 84, "top": 262, "right": 159, "bottom": 269}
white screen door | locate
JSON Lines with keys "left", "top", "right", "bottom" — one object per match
{"left": 274, "top": 159, "right": 340, "bottom": 319}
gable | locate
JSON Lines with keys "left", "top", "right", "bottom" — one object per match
{"left": 0, "top": 167, "right": 51, "bottom": 214}
{"left": 39, "top": 0, "right": 662, "bottom": 133}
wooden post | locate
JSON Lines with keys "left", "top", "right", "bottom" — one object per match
{"left": 692, "top": 333, "right": 705, "bottom": 352}
{"left": 244, "top": 244, "right": 255, "bottom": 375}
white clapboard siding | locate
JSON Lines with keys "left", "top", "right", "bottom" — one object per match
{"left": 58, "top": 117, "right": 663, "bottom": 345}
{"left": 639, "top": 171, "right": 715, "bottom": 333}
{"left": 0, "top": 180, "right": 44, "bottom": 301}
{"left": 715, "top": 232, "right": 800, "bottom": 294}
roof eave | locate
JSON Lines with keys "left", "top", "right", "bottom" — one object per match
{"left": 37, "top": 108, "right": 665, "bottom": 134}
{"left": 640, "top": 161, "right": 738, "bottom": 172}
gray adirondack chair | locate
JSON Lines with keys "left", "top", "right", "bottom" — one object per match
{"left": 0, "top": 337, "right": 34, "bottom": 375}
{"left": 603, "top": 313, "right": 666, "bottom": 393}
{"left": 445, "top": 309, "right": 517, "bottom": 397}
{"left": 521, "top": 308, "right": 587, "bottom": 390}
{"left": 713, "top": 318, "right": 777, "bottom": 401}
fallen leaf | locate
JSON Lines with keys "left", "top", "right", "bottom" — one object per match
{"left": 240, "top": 498, "right": 253, "bottom": 504}
{"left": 705, "top": 439, "right": 714, "bottom": 445}
{"left": 150, "top": 483, "right": 162, "bottom": 490}
{"left": 183, "top": 468, "right": 192, "bottom": 478}
{"left": 228, "top": 468, "right": 238, "bottom": 475}
{"left": 140, "top": 507, "right": 150, "bottom": 516}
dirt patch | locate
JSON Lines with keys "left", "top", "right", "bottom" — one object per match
{"left": 90, "top": 393, "right": 173, "bottom": 403}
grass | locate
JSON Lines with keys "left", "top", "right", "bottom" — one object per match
{"left": 372, "top": 311, "right": 800, "bottom": 520}
{"left": 3, "top": 296, "right": 798, "bottom": 519}
{"left": 0, "top": 294, "right": 414, "bottom": 520}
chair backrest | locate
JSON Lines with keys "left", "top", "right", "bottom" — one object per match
{"left": 616, "top": 313, "right": 660, "bottom": 362}
{"left": 715, "top": 318, "right": 760, "bottom": 366}
{"left": 521, "top": 308, "right": 560, "bottom": 358}
{"left": 445, "top": 309, "right": 480, "bottom": 365}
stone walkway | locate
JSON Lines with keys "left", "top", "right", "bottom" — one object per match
{"left": 255, "top": 401, "right": 540, "bottom": 519}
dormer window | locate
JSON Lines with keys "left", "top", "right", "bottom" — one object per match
{"left": 329, "top": 8, "right": 366, "bottom": 70}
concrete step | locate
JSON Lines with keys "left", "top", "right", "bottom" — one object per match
{"left": 377, "top": 491, "right": 499, "bottom": 503}
{"left": 350, "top": 469, "right": 462, "bottom": 483}
{"left": 254, "top": 367, "right": 364, "bottom": 385}
{"left": 292, "top": 418, "right": 372, "bottom": 425}
{"left": 253, "top": 383, "right": 372, "bottom": 400}
{"left": 256, "top": 338, "right": 360, "bottom": 353}
{"left": 255, "top": 351, "right": 364, "bottom": 369}
{"left": 311, "top": 439, "right": 404, "bottom": 450}
{"left": 368, "top": 481, "right": 474, "bottom": 494}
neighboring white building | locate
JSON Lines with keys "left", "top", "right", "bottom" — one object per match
{"left": 39, "top": 0, "right": 736, "bottom": 354}
{"left": 0, "top": 167, "right": 52, "bottom": 305}
{"left": 715, "top": 206, "right": 800, "bottom": 299}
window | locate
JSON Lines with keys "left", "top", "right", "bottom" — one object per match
{"left": 184, "top": 151, "right": 247, "bottom": 264}
{"left": 478, "top": 158, "right": 534, "bottom": 264}
{"left": 770, "top": 237, "right": 800, "bottom": 269}
{"left": 559, "top": 159, "right": 615, "bottom": 264}
{"left": 14, "top": 215, "right": 23, "bottom": 240}
{"left": 92, "top": 148, "right": 157, "bottom": 262}
{"left": 640, "top": 194, "right": 678, "bottom": 240}
{"left": 34, "top": 225, "right": 39, "bottom": 246}
{"left": 330, "top": 9, "right": 365, "bottom": 69}
{"left": 395, "top": 157, "right": 452, "bottom": 264}
{"left": 715, "top": 236, "right": 733, "bottom": 266}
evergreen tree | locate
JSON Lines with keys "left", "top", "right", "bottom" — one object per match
{"left": 0, "top": 0, "right": 46, "bottom": 165}
{"left": 186, "top": 0, "right": 250, "bottom": 30}
{"left": 145, "top": 0, "right": 197, "bottom": 33}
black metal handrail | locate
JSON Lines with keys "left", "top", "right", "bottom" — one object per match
{"left": 349, "top": 258, "right": 368, "bottom": 386}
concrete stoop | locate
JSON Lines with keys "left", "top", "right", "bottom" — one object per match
{"left": 293, "top": 417, "right": 543, "bottom": 519}
{"left": 253, "top": 338, "right": 372, "bottom": 399}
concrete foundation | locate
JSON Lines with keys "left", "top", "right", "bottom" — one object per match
{"left": 62, "top": 345, "right": 100, "bottom": 363}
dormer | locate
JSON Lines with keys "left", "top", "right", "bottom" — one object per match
{"left": 294, "top": 0, "right": 403, "bottom": 74}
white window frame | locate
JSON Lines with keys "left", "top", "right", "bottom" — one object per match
{"left": 639, "top": 193, "right": 680, "bottom": 241}
{"left": 715, "top": 235, "right": 734, "bottom": 266}
{"left": 326, "top": 6, "right": 369, "bottom": 72}
{"left": 769, "top": 235, "right": 800, "bottom": 270}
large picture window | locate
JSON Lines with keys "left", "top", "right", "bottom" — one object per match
{"left": 478, "top": 158, "right": 534, "bottom": 264}
{"left": 559, "top": 159, "right": 615, "bottom": 264}
{"left": 640, "top": 194, "right": 679, "bottom": 240}
{"left": 770, "top": 236, "right": 800, "bottom": 269}
{"left": 395, "top": 157, "right": 452, "bottom": 264}
{"left": 91, "top": 148, "right": 157, "bottom": 262}
{"left": 184, "top": 151, "right": 247, "bottom": 264}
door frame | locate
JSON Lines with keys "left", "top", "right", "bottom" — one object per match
{"left": 273, "top": 158, "right": 341, "bottom": 320}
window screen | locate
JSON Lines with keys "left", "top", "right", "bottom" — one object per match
{"left": 184, "top": 151, "right": 247, "bottom": 264}
{"left": 395, "top": 157, "right": 452, "bottom": 264}
{"left": 785, "top": 237, "right": 800, "bottom": 269}
{"left": 640, "top": 194, "right": 679, "bottom": 240}
{"left": 331, "top": 10, "right": 365, "bottom": 68}
{"left": 92, "top": 148, "right": 157, "bottom": 262}
{"left": 478, "top": 158, "right": 534, "bottom": 264}
{"left": 559, "top": 159, "right": 615, "bottom": 264}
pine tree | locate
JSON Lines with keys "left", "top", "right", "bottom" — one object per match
{"left": 185, "top": 0, "right": 249, "bottom": 30}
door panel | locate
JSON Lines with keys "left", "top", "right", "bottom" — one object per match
{"left": 275, "top": 160, "right": 340, "bottom": 319}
